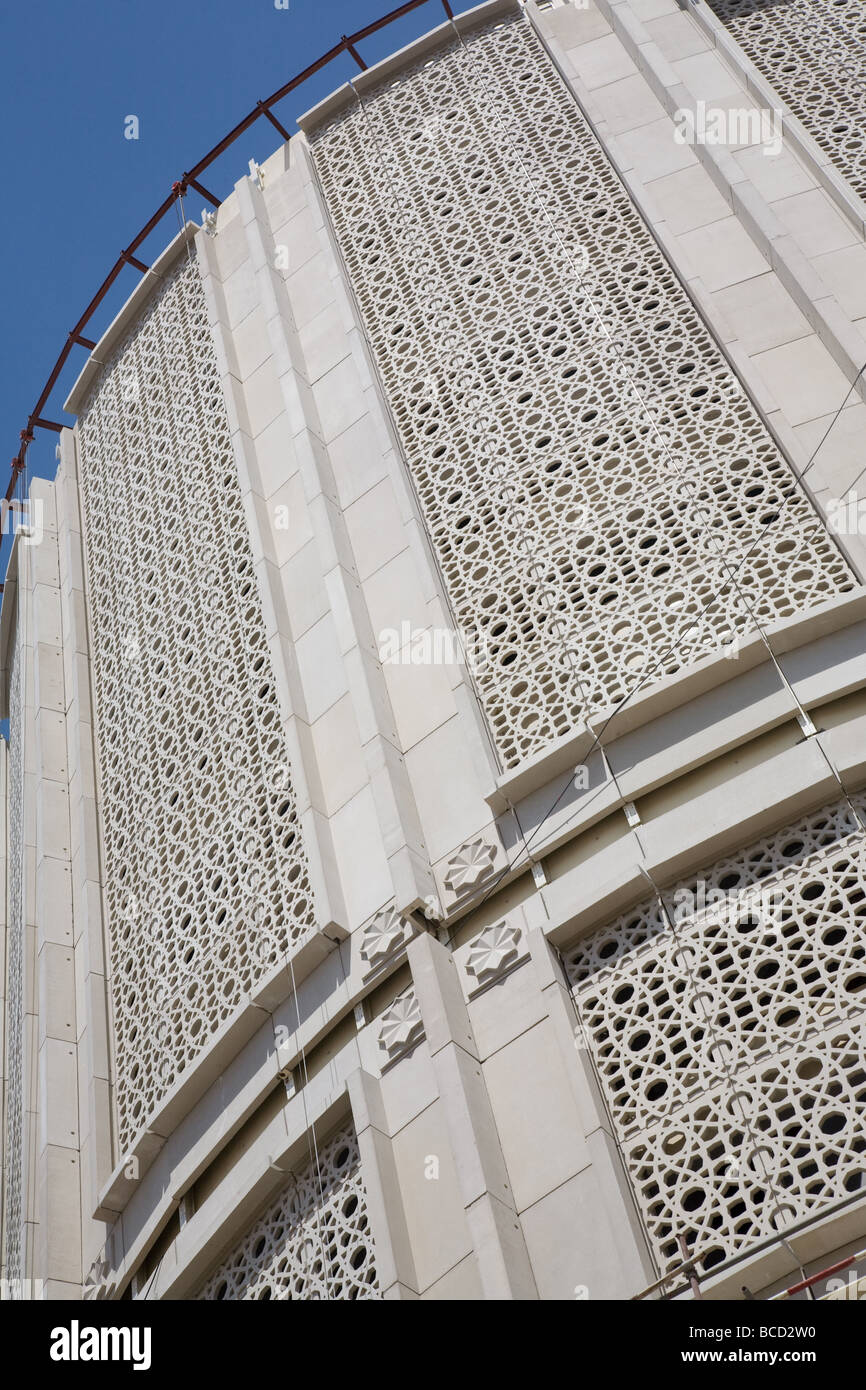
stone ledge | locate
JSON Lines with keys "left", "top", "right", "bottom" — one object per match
{"left": 297, "top": 0, "right": 522, "bottom": 134}
{"left": 148, "top": 1089, "right": 352, "bottom": 1299}
{"left": 93, "top": 924, "right": 343, "bottom": 1222}
{"left": 684, "top": 0, "right": 866, "bottom": 242}
{"left": 541, "top": 732, "right": 852, "bottom": 948}
{"left": 486, "top": 587, "right": 866, "bottom": 818}
{"left": 64, "top": 223, "right": 200, "bottom": 416}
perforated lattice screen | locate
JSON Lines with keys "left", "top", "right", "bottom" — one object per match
{"left": 76, "top": 257, "right": 317, "bottom": 1154}
{"left": 197, "top": 1123, "right": 379, "bottom": 1300}
{"left": 707, "top": 0, "right": 866, "bottom": 202}
{"left": 565, "top": 794, "right": 866, "bottom": 1277}
{"left": 309, "top": 12, "right": 853, "bottom": 770}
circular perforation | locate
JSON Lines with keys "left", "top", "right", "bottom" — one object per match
{"left": 565, "top": 792, "right": 866, "bottom": 1275}
{"left": 197, "top": 1124, "right": 379, "bottom": 1301}
{"left": 77, "top": 259, "right": 317, "bottom": 1154}
{"left": 708, "top": 0, "right": 866, "bottom": 202}
{"left": 310, "top": 12, "right": 853, "bottom": 769}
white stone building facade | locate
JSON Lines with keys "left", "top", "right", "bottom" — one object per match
{"left": 2, "top": 0, "right": 866, "bottom": 1301}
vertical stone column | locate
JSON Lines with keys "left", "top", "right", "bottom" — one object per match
{"left": 196, "top": 202, "right": 350, "bottom": 935}
{"left": 1, "top": 536, "right": 30, "bottom": 1291}
{"left": 525, "top": 924, "right": 657, "bottom": 1296}
{"left": 408, "top": 931, "right": 538, "bottom": 1299}
{"left": 57, "top": 427, "right": 113, "bottom": 1285}
{"left": 29, "top": 477, "right": 82, "bottom": 1295}
{"left": 196, "top": 164, "right": 435, "bottom": 932}
{"left": 347, "top": 1068, "right": 419, "bottom": 1299}
{"left": 17, "top": 538, "right": 41, "bottom": 1288}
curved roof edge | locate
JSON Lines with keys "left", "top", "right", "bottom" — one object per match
{"left": 64, "top": 224, "right": 199, "bottom": 417}
{"left": 297, "top": 0, "right": 521, "bottom": 134}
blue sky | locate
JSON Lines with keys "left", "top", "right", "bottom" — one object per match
{"left": 0, "top": 0, "right": 477, "bottom": 513}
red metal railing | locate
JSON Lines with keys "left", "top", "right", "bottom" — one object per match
{"left": 8, "top": 0, "right": 456, "bottom": 502}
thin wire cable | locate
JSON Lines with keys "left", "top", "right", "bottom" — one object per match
{"left": 345, "top": 84, "right": 599, "bottom": 739}
{"left": 440, "top": 345, "right": 866, "bottom": 944}
{"left": 329, "top": 15, "right": 862, "bottom": 846}
{"left": 343, "top": 79, "right": 601, "bottom": 882}
{"left": 329, "top": 14, "right": 866, "bottom": 1278}
{"left": 100, "top": 261, "right": 332, "bottom": 1302}
{"left": 343, "top": 0, "right": 864, "bottom": 1294}
{"left": 639, "top": 864, "right": 823, "bottom": 1286}
{"left": 174, "top": 186, "right": 194, "bottom": 266}
{"left": 285, "top": 949, "right": 332, "bottom": 1296}
{"left": 558, "top": 850, "right": 845, "bottom": 1290}
{"left": 345, "top": 10, "right": 841, "bottom": 895}
{"left": 427, "top": 12, "right": 866, "bottom": 934}
{"left": 446, "top": 7, "right": 838, "bottom": 679}
{"left": 447, "top": 10, "right": 865, "bottom": 868}
{"left": 139, "top": 1246, "right": 168, "bottom": 1300}
{"left": 177, "top": 238, "right": 333, "bottom": 1292}
{"left": 13, "top": 477, "right": 29, "bottom": 1292}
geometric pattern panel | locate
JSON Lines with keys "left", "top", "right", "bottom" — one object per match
{"left": 76, "top": 258, "right": 317, "bottom": 1154}
{"left": 628, "top": 1025, "right": 866, "bottom": 1281}
{"left": 310, "top": 12, "right": 854, "bottom": 770}
{"left": 565, "top": 792, "right": 866, "bottom": 1277}
{"left": 707, "top": 0, "right": 866, "bottom": 202}
{"left": 2, "top": 637, "right": 25, "bottom": 1287}
{"left": 197, "top": 1123, "right": 380, "bottom": 1300}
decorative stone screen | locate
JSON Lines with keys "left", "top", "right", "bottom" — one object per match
{"left": 565, "top": 793, "right": 866, "bottom": 1277}
{"left": 2, "top": 638, "right": 25, "bottom": 1286}
{"left": 707, "top": 0, "right": 866, "bottom": 201}
{"left": 197, "top": 1123, "right": 379, "bottom": 1300}
{"left": 76, "top": 257, "right": 317, "bottom": 1155}
{"left": 309, "top": 11, "right": 854, "bottom": 770}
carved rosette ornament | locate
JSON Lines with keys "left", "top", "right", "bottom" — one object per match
{"left": 360, "top": 907, "right": 409, "bottom": 969}
{"left": 378, "top": 990, "right": 424, "bottom": 1061}
{"left": 465, "top": 920, "right": 524, "bottom": 988}
{"left": 82, "top": 1258, "right": 114, "bottom": 1301}
{"left": 443, "top": 836, "right": 498, "bottom": 897}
